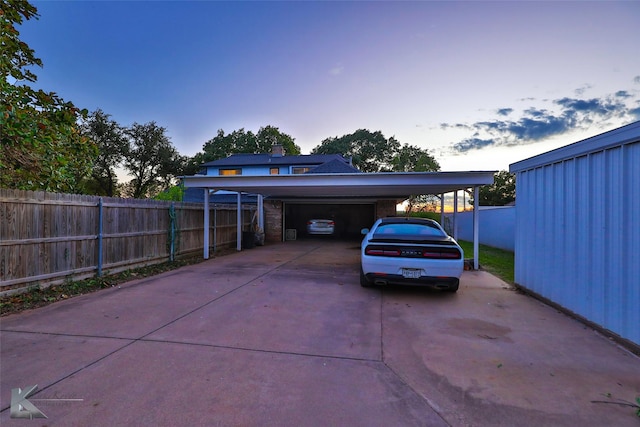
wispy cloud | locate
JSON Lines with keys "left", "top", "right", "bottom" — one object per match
{"left": 329, "top": 64, "right": 344, "bottom": 76}
{"left": 444, "top": 85, "right": 639, "bottom": 153}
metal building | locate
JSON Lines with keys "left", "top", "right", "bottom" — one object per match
{"left": 509, "top": 121, "right": 640, "bottom": 347}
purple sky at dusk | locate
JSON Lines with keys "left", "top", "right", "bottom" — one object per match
{"left": 20, "top": 1, "right": 640, "bottom": 173}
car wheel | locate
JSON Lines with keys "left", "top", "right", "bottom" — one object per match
{"left": 360, "top": 268, "right": 373, "bottom": 288}
{"left": 444, "top": 279, "right": 459, "bottom": 293}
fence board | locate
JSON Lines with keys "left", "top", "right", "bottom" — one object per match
{"left": 0, "top": 189, "right": 256, "bottom": 295}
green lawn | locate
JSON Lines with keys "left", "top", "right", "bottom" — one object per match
{"left": 458, "top": 240, "right": 514, "bottom": 284}
{"left": 403, "top": 212, "right": 515, "bottom": 284}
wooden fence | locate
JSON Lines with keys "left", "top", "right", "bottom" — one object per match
{"left": 0, "top": 189, "right": 256, "bottom": 295}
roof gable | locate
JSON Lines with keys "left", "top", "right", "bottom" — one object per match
{"left": 306, "top": 159, "right": 361, "bottom": 174}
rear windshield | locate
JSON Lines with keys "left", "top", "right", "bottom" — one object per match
{"left": 373, "top": 222, "right": 446, "bottom": 238}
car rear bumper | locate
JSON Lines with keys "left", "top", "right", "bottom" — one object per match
{"left": 363, "top": 273, "right": 459, "bottom": 289}
{"left": 361, "top": 256, "right": 463, "bottom": 279}
{"left": 307, "top": 228, "right": 335, "bottom": 235}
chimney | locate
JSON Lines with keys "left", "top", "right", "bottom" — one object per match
{"left": 271, "top": 144, "right": 285, "bottom": 157}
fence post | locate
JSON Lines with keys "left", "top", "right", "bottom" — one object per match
{"left": 97, "top": 197, "right": 103, "bottom": 277}
{"left": 213, "top": 206, "right": 217, "bottom": 254}
{"left": 169, "top": 203, "right": 176, "bottom": 262}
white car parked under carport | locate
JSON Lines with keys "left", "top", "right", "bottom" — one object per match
{"left": 306, "top": 219, "right": 335, "bottom": 235}
{"left": 360, "top": 217, "right": 464, "bottom": 292}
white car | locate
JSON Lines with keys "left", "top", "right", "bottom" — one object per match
{"left": 360, "top": 217, "right": 463, "bottom": 292}
{"left": 306, "top": 219, "right": 335, "bottom": 235}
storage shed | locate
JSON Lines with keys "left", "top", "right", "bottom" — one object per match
{"left": 509, "top": 121, "right": 640, "bottom": 347}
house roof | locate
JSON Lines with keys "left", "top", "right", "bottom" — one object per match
{"left": 201, "top": 153, "right": 350, "bottom": 168}
{"left": 306, "top": 158, "right": 361, "bottom": 174}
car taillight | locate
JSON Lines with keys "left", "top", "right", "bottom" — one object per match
{"left": 365, "top": 247, "right": 401, "bottom": 257}
{"left": 329, "top": 221, "right": 335, "bottom": 226}
{"left": 422, "top": 249, "right": 461, "bottom": 259}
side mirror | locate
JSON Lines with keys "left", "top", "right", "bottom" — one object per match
{"left": 361, "top": 228, "right": 369, "bottom": 235}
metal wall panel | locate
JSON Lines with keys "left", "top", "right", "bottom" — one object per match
{"left": 443, "top": 207, "right": 515, "bottom": 251}
{"left": 513, "top": 137, "right": 640, "bottom": 346}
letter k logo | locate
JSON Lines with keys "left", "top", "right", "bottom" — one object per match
{"left": 10, "top": 385, "right": 47, "bottom": 419}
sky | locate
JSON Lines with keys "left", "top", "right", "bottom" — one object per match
{"left": 18, "top": 0, "right": 640, "bottom": 174}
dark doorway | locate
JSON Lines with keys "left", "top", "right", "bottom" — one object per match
{"left": 284, "top": 203, "right": 375, "bottom": 239}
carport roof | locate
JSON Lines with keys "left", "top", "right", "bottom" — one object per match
{"left": 182, "top": 171, "right": 496, "bottom": 199}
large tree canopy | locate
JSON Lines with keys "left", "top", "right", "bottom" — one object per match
{"left": 474, "top": 170, "right": 515, "bottom": 206}
{"left": 311, "top": 129, "right": 439, "bottom": 173}
{"left": 121, "top": 121, "right": 182, "bottom": 199}
{"left": 391, "top": 143, "right": 440, "bottom": 172}
{"left": 312, "top": 129, "right": 399, "bottom": 173}
{"left": 79, "top": 109, "right": 128, "bottom": 196}
{"left": 0, "top": 0, "right": 97, "bottom": 192}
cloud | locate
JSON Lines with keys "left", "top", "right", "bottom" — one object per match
{"left": 447, "top": 88, "right": 638, "bottom": 153}
{"left": 452, "top": 138, "right": 496, "bottom": 152}
{"left": 329, "top": 64, "right": 344, "bottom": 76}
{"left": 574, "top": 84, "right": 593, "bottom": 96}
{"left": 634, "top": 76, "right": 640, "bottom": 84}
{"left": 555, "top": 97, "right": 620, "bottom": 116}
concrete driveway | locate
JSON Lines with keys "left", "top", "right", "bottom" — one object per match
{"left": 1, "top": 240, "right": 639, "bottom": 426}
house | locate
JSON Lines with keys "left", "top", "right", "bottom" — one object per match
{"left": 184, "top": 145, "right": 359, "bottom": 204}
{"left": 184, "top": 145, "right": 495, "bottom": 266}
{"left": 198, "top": 145, "right": 360, "bottom": 176}
{"left": 194, "top": 145, "right": 372, "bottom": 239}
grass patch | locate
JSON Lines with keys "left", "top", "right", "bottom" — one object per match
{"left": 458, "top": 240, "right": 514, "bottom": 284}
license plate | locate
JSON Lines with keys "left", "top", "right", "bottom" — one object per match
{"left": 402, "top": 268, "right": 422, "bottom": 279}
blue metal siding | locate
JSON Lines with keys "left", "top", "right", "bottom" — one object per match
{"left": 444, "top": 207, "right": 515, "bottom": 251}
{"left": 513, "top": 135, "right": 640, "bottom": 346}
{"left": 623, "top": 142, "right": 640, "bottom": 342}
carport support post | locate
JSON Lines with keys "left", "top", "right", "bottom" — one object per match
{"left": 473, "top": 186, "right": 479, "bottom": 270}
{"left": 257, "top": 194, "right": 264, "bottom": 231}
{"left": 203, "top": 188, "right": 210, "bottom": 259}
{"left": 236, "top": 192, "right": 242, "bottom": 251}
{"left": 453, "top": 190, "right": 459, "bottom": 240}
{"left": 440, "top": 193, "right": 444, "bottom": 227}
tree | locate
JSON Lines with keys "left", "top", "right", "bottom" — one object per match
{"left": 312, "top": 129, "right": 400, "bottom": 172}
{"left": 391, "top": 143, "right": 440, "bottom": 172}
{"left": 473, "top": 170, "right": 515, "bottom": 206}
{"left": 79, "top": 109, "right": 128, "bottom": 196}
{"left": 1, "top": 0, "right": 97, "bottom": 192}
{"left": 122, "top": 121, "right": 182, "bottom": 199}
{"left": 255, "top": 125, "right": 299, "bottom": 154}
{"left": 184, "top": 126, "right": 301, "bottom": 174}
{"left": 154, "top": 183, "right": 184, "bottom": 202}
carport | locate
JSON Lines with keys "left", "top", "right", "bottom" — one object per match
{"left": 182, "top": 171, "right": 496, "bottom": 269}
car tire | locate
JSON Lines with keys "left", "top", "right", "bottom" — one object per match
{"left": 444, "top": 279, "right": 459, "bottom": 293}
{"left": 360, "top": 268, "right": 373, "bottom": 288}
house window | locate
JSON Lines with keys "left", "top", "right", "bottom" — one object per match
{"left": 270, "top": 167, "right": 280, "bottom": 175}
{"left": 292, "top": 167, "right": 311, "bottom": 174}
{"left": 219, "top": 168, "right": 242, "bottom": 176}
